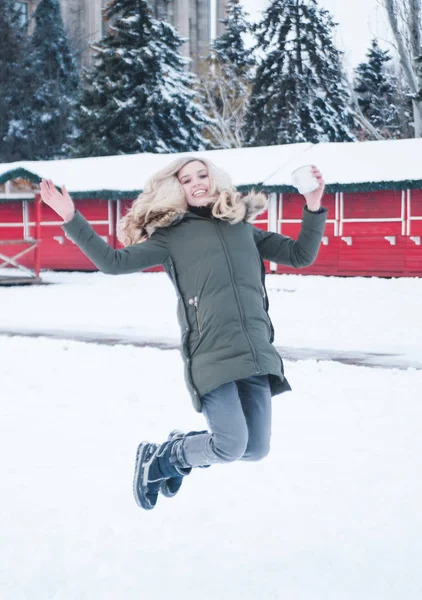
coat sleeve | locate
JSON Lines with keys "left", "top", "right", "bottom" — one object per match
{"left": 62, "top": 210, "right": 168, "bottom": 274}
{"left": 252, "top": 205, "right": 328, "bottom": 268}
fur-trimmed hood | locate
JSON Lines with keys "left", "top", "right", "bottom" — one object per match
{"left": 141, "top": 192, "right": 267, "bottom": 240}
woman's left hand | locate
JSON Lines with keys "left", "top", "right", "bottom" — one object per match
{"left": 304, "top": 166, "right": 325, "bottom": 211}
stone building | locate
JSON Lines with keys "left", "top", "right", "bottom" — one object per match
{"left": 15, "top": 0, "right": 227, "bottom": 72}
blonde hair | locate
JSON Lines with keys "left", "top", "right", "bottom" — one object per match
{"left": 118, "top": 156, "right": 267, "bottom": 246}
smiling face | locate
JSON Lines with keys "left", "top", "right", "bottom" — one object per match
{"left": 177, "top": 160, "right": 212, "bottom": 206}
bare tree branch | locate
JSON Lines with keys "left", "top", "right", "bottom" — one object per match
{"left": 408, "top": 0, "right": 422, "bottom": 58}
{"left": 383, "top": 0, "right": 422, "bottom": 136}
{"left": 197, "top": 62, "right": 250, "bottom": 149}
{"left": 384, "top": 0, "right": 419, "bottom": 93}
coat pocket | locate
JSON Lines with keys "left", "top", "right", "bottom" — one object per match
{"left": 188, "top": 296, "right": 202, "bottom": 336}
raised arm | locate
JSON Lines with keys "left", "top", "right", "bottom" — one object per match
{"left": 62, "top": 211, "right": 168, "bottom": 274}
{"left": 40, "top": 179, "right": 168, "bottom": 274}
{"left": 253, "top": 165, "right": 328, "bottom": 267}
{"left": 253, "top": 205, "right": 328, "bottom": 268}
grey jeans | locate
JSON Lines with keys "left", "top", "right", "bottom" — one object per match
{"left": 179, "top": 375, "right": 272, "bottom": 468}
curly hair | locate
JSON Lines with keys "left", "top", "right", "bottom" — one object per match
{"left": 117, "top": 156, "right": 267, "bottom": 246}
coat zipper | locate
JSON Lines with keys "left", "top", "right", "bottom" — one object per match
{"left": 168, "top": 258, "right": 200, "bottom": 401}
{"left": 189, "top": 296, "right": 202, "bottom": 335}
{"left": 213, "top": 223, "right": 262, "bottom": 374}
{"left": 262, "top": 285, "right": 273, "bottom": 338}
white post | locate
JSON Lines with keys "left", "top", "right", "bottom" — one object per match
{"left": 268, "top": 192, "right": 278, "bottom": 272}
{"left": 268, "top": 192, "right": 278, "bottom": 233}
{"left": 108, "top": 200, "right": 113, "bottom": 237}
{"left": 401, "top": 190, "right": 406, "bottom": 236}
{"left": 278, "top": 193, "right": 283, "bottom": 234}
{"left": 334, "top": 192, "right": 339, "bottom": 236}
{"left": 22, "top": 201, "right": 29, "bottom": 240}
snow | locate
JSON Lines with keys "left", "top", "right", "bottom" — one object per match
{"left": 0, "top": 271, "right": 421, "bottom": 365}
{"left": 0, "top": 271, "right": 421, "bottom": 599}
{"left": 2, "top": 138, "right": 422, "bottom": 195}
{"left": 264, "top": 138, "right": 422, "bottom": 187}
{"left": 0, "top": 143, "right": 311, "bottom": 193}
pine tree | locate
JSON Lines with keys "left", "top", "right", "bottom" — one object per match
{"left": 244, "top": 0, "right": 356, "bottom": 146}
{"left": 6, "top": 0, "right": 79, "bottom": 161}
{"left": 198, "top": 0, "right": 254, "bottom": 148}
{"left": 212, "top": 0, "right": 254, "bottom": 82}
{"left": 0, "top": 0, "right": 27, "bottom": 162}
{"left": 71, "top": 0, "right": 210, "bottom": 157}
{"left": 354, "top": 39, "right": 405, "bottom": 139}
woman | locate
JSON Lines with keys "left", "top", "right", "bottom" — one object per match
{"left": 40, "top": 157, "right": 327, "bottom": 511}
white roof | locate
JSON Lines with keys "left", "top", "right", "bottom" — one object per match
{"left": 1, "top": 138, "right": 421, "bottom": 193}
{"left": 0, "top": 143, "right": 310, "bottom": 193}
{"left": 264, "top": 138, "right": 422, "bottom": 187}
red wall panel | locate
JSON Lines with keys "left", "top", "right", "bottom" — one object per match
{"left": 1, "top": 191, "right": 421, "bottom": 277}
{"left": 0, "top": 202, "right": 25, "bottom": 241}
{"left": 405, "top": 238, "right": 422, "bottom": 273}
{"left": 409, "top": 190, "right": 422, "bottom": 236}
{"left": 282, "top": 193, "right": 335, "bottom": 217}
{"left": 38, "top": 199, "right": 112, "bottom": 270}
{"left": 281, "top": 193, "right": 336, "bottom": 237}
{"left": 342, "top": 191, "right": 403, "bottom": 236}
{"left": 337, "top": 236, "right": 406, "bottom": 274}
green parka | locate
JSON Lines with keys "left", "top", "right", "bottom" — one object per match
{"left": 63, "top": 203, "right": 328, "bottom": 412}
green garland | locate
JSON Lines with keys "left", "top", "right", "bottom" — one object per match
{"left": 243, "top": 181, "right": 422, "bottom": 194}
{"left": 0, "top": 168, "right": 142, "bottom": 202}
{"left": 0, "top": 168, "right": 40, "bottom": 186}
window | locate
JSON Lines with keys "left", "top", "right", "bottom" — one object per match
{"left": 15, "top": 2, "right": 29, "bottom": 28}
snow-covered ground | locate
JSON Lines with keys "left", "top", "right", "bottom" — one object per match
{"left": 1, "top": 270, "right": 421, "bottom": 364}
{"left": 1, "top": 272, "right": 421, "bottom": 599}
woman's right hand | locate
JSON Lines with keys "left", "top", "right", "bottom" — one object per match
{"left": 40, "top": 179, "right": 76, "bottom": 223}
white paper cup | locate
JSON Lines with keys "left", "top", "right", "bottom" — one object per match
{"left": 291, "top": 165, "right": 319, "bottom": 195}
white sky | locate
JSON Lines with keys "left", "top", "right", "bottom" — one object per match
{"left": 212, "top": 0, "right": 396, "bottom": 74}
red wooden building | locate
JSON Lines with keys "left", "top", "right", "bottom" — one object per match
{"left": 1, "top": 141, "right": 421, "bottom": 280}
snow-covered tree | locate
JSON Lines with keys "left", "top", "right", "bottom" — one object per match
{"left": 71, "top": 0, "right": 210, "bottom": 157}
{"left": 353, "top": 39, "right": 403, "bottom": 139}
{"left": 244, "top": 0, "right": 356, "bottom": 146}
{"left": 0, "top": 0, "right": 27, "bottom": 162}
{"left": 382, "top": 0, "right": 422, "bottom": 137}
{"left": 212, "top": 0, "right": 254, "bottom": 81}
{"left": 5, "top": 0, "right": 79, "bottom": 161}
{"left": 198, "top": 0, "right": 254, "bottom": 148}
